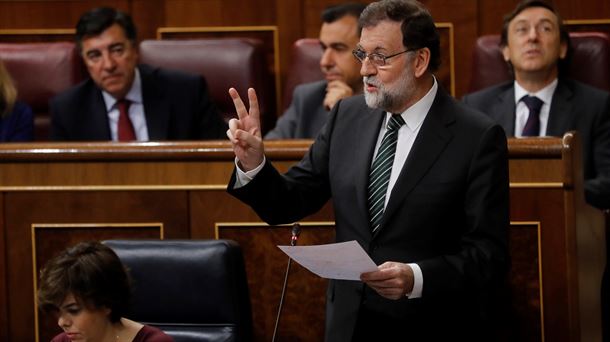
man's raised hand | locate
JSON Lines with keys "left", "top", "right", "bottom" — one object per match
{"left": 227, "top": 87, "right": 265, "bottom": 171}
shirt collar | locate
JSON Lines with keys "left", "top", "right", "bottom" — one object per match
{"left": 102, "top": 68, "right": 143, "bottom": 111}
{"left": 386, "top": 76, "right": 438, "bottom": 131}
{"left": 513, "top": 78, "right": 558, "bottom": 106}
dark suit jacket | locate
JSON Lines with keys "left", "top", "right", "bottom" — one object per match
{"left": 463, "top": 79, "right": 610, "bottom": 209}
{"left": 0, "top": 101, "right": 33, "bottom": 141}
{"left": 229, "top": 89, "right": 509, "bottom": 341}
{"left": 49, "top": 64, "right": 227, "bottom": 141}
{"left": 265, "top": 80, "right": 329, "bottom": 139}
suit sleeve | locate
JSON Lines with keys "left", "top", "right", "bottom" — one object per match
{"left": 49, "top": 97, "right": 69, "bottom": 140}
{"left": 228, "top": 102, "right": 336, "bottom": 223}
{"left": 584, "top": 93, "right": 610, "bottom": 209}
{"left": 418, "top": 124, "right": 510, "bottom": 297}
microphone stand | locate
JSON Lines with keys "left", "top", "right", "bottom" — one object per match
{"left": 272, "top": 223, "right": 301, "bottom": 342}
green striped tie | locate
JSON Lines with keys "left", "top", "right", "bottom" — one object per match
{"left": 368, "top": 114, "right": 405, "bottom": 233}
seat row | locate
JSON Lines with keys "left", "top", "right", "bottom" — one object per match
{"left": 1, "top": 32, "right": 608, "bottom": 140}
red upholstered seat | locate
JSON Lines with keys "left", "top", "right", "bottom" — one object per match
{"left": 0, "top": 42, "right": 86, "bottom": 140}
{"left": 139, "top": 38, "right": 276, "bottom": 133}
{"left": 469, "top": 32, "right": 610, "bottom": 93}
{"left": 282, "top": 38, "right": 324, "bottom": 110}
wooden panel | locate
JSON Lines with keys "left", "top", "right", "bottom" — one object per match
{"left": 0, "top": 1, "right": 128, "bottom": 29}
{"left": 566, "top": 19, "right": 610, "bottom": 36}
{"left": 33, "top": 224, "right": 163, "bottom": 342}
{"left": 507, "top": 222, "right": 543, "bottom": 342}
{"left": 4, "top": 190, "right": 189, "bottom": 341}
{"left": 0, "top": 193, "right": 6, "bottom": 342}
{"left": 218, "top": 223, "right": 335, "bottom": 341}
{"left": 0, "top": 29, "right": 74, "bottom": 43}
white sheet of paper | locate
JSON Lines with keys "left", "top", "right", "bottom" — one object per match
{"left": 277, "top": 240, "right": 378, "bottom": 280}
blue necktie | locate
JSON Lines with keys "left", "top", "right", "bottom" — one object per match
{"left": 521, "top": 95, "right": 543, "bottom": 136}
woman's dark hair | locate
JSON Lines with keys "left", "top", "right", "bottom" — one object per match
{"left": 75, "top": 7, "right": 137, "bottom": 52}
{"left": 359, "top": 0, "right": 441, "bottom": 72}
{"left": 37, "top": 241, "right": 132, "bottom": 323}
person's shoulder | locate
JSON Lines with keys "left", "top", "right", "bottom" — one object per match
{"left": 50, "top": 78, "right": 96, "bottom": 106}
{"left": 12, "top": 101, "right": 33, "bottom": 115}
{"left": 293, "top": 80, "right": 327, "bottom": 94}
{"left": 462, "top": 81, "right": 513, "bottom": 105}
{"left": 436, "top": 89, "right": 499, "bottom": 131}
{"left": 560, "top": 78, "right": 610, "bottom": 100}
{"left": 135, "top": 325, "right": 175, "bottom": 342}
{"left": 335, "top": 91, "right": 367, "bottom": 110}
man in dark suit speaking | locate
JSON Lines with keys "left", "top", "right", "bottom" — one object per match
{"left": 227, "top": 0, "right": 509, "bottom": 341}
{"left": 50, "top": 7, "right": 227, "bottom": 141}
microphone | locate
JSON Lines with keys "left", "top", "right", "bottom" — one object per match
{"left": 272, "top": 223, "right": 301, "bottom": 342}
{"left": 290, "top": 223, "right": 301, "bottom": 246}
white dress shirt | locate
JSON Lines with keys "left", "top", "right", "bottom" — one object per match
{"left": 102, "top": 69, "right": 149, "bottom": 141}
{"left": 513, "top": 79, "right": 557, "bottom": 137}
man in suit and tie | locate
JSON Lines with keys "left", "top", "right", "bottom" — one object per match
{"left": 463, "top": 1, "right": 610, "bottom": 339}
{"left": 265, "top": 3, "right": 365, "bottom": 139}
{"left": 50, "top": 7, "right": 227, "bottom": 141}
{"left": 462, "top": 0, "right": 610, "bottom": 209}
{"left": 227, "top": 0, "right": 509, "bottom": 340}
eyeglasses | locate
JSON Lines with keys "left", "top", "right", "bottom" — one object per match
{"left": 352, "top": 48, "right": 415, "bottom": 67}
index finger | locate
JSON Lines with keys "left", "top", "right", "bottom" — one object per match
{"left": 229, "top": 87, "right": 248, "bottom": 120}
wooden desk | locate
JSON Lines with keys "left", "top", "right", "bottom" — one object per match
{"left": 0, "top": 135, "right": 604, "bottom": 341}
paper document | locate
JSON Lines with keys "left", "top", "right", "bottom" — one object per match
{"left": 277, "top": 240, "right": 378, "bottom": 280}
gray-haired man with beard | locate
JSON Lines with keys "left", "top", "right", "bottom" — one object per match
{"left": 225, "top": 0, "right": 509, "bottom": 340}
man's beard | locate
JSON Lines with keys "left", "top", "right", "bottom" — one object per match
{"left": 363, "top": 69, "right": 413, "bottom": 113}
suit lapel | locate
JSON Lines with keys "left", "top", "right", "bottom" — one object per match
{"left": 140, "top": 66, "right": 171, "bottom": 140}
{"left": 90, "top": 86, "right": 112, "bottom": 139}
{"left": 353, "top": 104, "right": 385, "bottom": 228}
{"left": 492, "top": 87, "right": 516, "bottom": 136}
{"left": 375, "top": 90, "right": 454, "bottom": 237}
{"left": 546, "top": 80, "right": 574, "bottom": 136}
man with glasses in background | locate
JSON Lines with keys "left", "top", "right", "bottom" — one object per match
{"left": 226, "top": 0, "right": 509, "bottom": 341}
{"left": 50, "top": 7, "right": 227, "bottom": 141}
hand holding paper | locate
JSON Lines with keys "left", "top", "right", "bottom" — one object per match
{"left": 277, "top": 240, "right": 378, "bottom": 280}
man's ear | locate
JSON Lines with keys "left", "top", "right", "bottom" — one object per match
{"left": 559, "top": 40, "right": 568, "bottom": 59}
{"left": 413, "top": 47, "right": 431, "bottom": 78}
{"left": 502, "top": 45, "right": 511, "bottom": 62}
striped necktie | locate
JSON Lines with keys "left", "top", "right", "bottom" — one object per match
{"left": 368, "top": 114, "right": 405, "bottom": 233}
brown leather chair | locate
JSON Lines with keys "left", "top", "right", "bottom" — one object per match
{"left": 282, "top": 38, "right": 324, "bottom": 111}
{"left": 139, "top": 38, "right": 276, "bottom": 133}
{"left": 469, "top": 32, "right": 610, "bottom": 93}
{"left": 0, "top": 42, "right": 86, "bottom": 140}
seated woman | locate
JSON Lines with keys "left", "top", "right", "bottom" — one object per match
{"left": 0, "top": 60, "right": 33, "bottom": 141}
{"left": 38, "top": 241, "right": 174, "bottom": 342}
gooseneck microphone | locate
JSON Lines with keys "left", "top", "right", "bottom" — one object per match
{"left": 272, "top": 223, "right": 301, "bottom": 342}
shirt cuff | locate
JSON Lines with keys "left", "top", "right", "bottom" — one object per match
{"left": 406, "top": 263, "right": 423, "bottom": 298}
{"left": 234, "top": 157, "right": 266, "bottom": 188}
